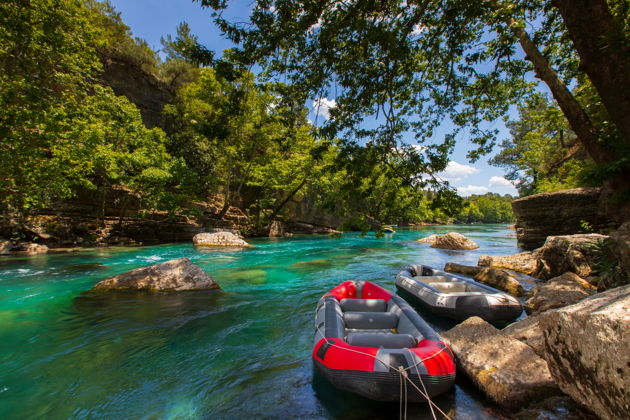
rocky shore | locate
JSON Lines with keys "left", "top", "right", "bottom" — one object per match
{"left": 439, "top": 222, "right": 629, "bottom": 418}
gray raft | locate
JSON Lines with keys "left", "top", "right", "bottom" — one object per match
{"left": 395, "top": 265, "right": 523, "bottom": 322}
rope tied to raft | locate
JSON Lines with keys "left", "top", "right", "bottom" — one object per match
{"left": 315, "top": 325, "right": 451, "bottom": 420}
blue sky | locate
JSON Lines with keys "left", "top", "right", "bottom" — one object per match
{"left": 110, "top": 0, "right": 519, "bottom": 197}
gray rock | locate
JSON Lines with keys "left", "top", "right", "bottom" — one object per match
{"left": 92, "top": 258, "right": 220, "bottom": 291}
{"left": 429, "top": 232, "right": 479, "bottom": 250}
{"left": 473, "top": 267, "right": 525, "bottom": 297}
{"left": 501, "top": 315, "right": 545, "bottom": 357}
{"left": 539, "top": 284, "right": 630, "bottom": 420}
{"left": 192, "top": 231, "right": 251, "bottom": 247}
{"left": 0, "top": 239, "right": 12, "bottom": 255}
{"left": 525, "top": 272, "right": 594, "bottom": 315}
{"left": 443, "top": 262, "right": 482, "bottom": 277}
{"left": 441, "top": 316, "right": 558, "bottom": 409}
{"left": 478, "top": 252, "right": 541, "bottom": 276}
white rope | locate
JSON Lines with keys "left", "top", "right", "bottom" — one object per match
{"left": 315, "top": 325, "right": 452, "bottom": 419}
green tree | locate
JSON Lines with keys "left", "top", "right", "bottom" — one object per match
{"left": 201, "top": 0, "right": 630, "bottom": 203}
{"left": 491, "top": 94, "right": 592, "bottom": 195}
{"left": 0, "top": 0, "right": 182, "bottom": 229}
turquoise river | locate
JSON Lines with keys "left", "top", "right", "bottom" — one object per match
{"left": 0, "top": 225, "right": 525, "bottom": 419}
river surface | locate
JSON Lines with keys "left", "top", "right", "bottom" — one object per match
{"left": 0, "top": 225, "right": 523, "bottom": 419}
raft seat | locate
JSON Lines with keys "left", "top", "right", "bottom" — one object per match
{"left": 346, "top": 333, "right": 416, "bottom": 349}
{"left": 340, "top": 298, "right": 387, "bottom": 312}
{"left": 429, "top": 282, "right": 469, "bottom": 293}
{"left": 343, "top": 312, "right": 398, "bottom": 329}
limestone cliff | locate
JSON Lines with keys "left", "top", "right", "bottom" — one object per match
{"left": 512, "top": 187, "right": 618, "bottom": 250}
{"left": 99, "top": 52, "right": 174, "bottom": 128}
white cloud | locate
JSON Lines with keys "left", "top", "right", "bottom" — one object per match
{"left": 438, "top": 161, "right": 478, "bottom": 183}
{"left": 457, "top": 185, "right": 489, "bottom": 196}
{"left": 312, "top": 97, "right": 337, "bottom": 119}
{"left": 489, "top": 176, "right": 513, "bottom": 188}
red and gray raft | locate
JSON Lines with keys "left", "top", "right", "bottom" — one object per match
{"left": 312, "top": 281, "right": 456, "bottom": 402}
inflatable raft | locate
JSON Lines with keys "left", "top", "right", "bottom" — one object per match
{"left": 396, "top": 265, "right": 523, "bottom": 322}
{"left": 312, "top": 280, "right": 455, "bottom": 402}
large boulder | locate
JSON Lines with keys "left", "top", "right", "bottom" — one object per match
{"left": 268, "top": 220, "right": 285, "bottom": 238}
{"left": 193, "top": 231, "right": 251, "bottom": 247}
{"left": 0, "top": 240, "right": 12, "bottom": 255}
{"left": 478, "top": 233, "right": 608, "bottom": 280}
{"left": 473, "top": 267, "right": 525, "bottom": 297}
{"left": 511, "top": 187, "right": 616, "bottom": 250}
{"left": 478, "top": 252, "right": 541, "bottom": 276}
{"left": 441, "top": 317, "right": 558, "bottom": 409}
{"left": 92, "top": 258, "right": 220, "bottom": 291}
{"left": 444, "top": 262, "right": 482, "bottom": 277}
{"left": 539, "top": 284, "right": 630, "bottom": 420}
{"left": 429, "top": 232, "right": 479, "bottom": 250}
{"left": 524, "top": 272, "right": 594, "bottom": 315}
{"left": 535, "top": 234, "right": 607, "bottom": 279}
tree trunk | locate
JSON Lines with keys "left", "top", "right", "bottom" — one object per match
{"left": 553, "top": 0, "right": 630, "bottom": 150}
{"left": 267, "top": 178, "right": 308, "bottom": 222}
{"left": 512, "top": 26, "right": 614, "bottom": 165}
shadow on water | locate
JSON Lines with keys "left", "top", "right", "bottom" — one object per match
{"left": 313, "top": 367, "right": 503, "bottom": 420}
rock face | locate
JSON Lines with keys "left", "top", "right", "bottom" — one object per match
{"left": 192, "top": 231, "right": 251, "bottom": 247}
{"left": 539, "top": 284, "right": 630, "bottom": 420}
{"left": 473, "top": 268, "right": 525, "bottom": 297}
{"left": 511, "top": 187, "right": 617, "bottom": 250}
{"left": 429, "top": 232, "right": 479, "bottom": 250}
{"left": 92, "top": 258, "right": 220, "bottom": 291}
{"left": 478, "top": 252, "right": 541, "bottom": 276}
{"left": 443, "top": 262, "right": 482, "bottom": 277}
{"left": 441, "top": 317, "right": 558, "bottom": 409}
{"left": 0, "top": 240, "right": 12, "bottom": 255}
{"left": 525, "top": 272, "right": 594, "bottom": 315}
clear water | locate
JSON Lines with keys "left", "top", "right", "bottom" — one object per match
{"left": 0, "top": 225, "right": 521, "bottom": 419}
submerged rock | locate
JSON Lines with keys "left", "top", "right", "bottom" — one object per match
{"left": 193, "top": 231, "right": 251, "bottom": 247}
{"left": 478, "top": 252, "right": 540, "bottom": 276}
{"left": 473, "top": 268, "right": 525, "bottom": 297}
{"left": 539, "top": 284, "right": 630, "bottom": 420}
{"left": 92, "top": 258, "right": 220, "bottom": 291}
{"left": 429, "top": 232, "right": 479, "bottom": 250}
{"left": 441, "top": 316, "right": 558, "bottom": 409}
{"left": 443, "top": 262, "right": 482, "bottom": 277}
{"left": 525, "top": 272, "right": 594, "bottom": 315}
